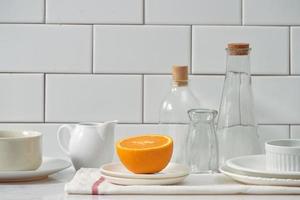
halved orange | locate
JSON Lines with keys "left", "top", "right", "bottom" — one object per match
{"left": 116, "top": 134, "right": 173, "bottom": 174}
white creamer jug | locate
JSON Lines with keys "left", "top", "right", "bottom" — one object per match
{"left": 57, "top": 121, "right": 117, "bottom": 170}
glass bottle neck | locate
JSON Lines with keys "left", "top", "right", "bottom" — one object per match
{"left": 188, "top": 109, "right": 217, "bottom": 124}
{"left": 172, "top": 81, "right": 188, "bottom": 88}
{"left": 226, "top": 54, "right": 250, "bottom": 74}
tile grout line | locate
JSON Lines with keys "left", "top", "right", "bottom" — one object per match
{"left": 0, "top": 121, "right": 298, "bottom": 125}
{"left": 0, "top": 22, "right": 296, "bottom": 27}
{"left": 141, "top": 75, "right": 144, "bottom": 124}
{"left": 289, "top": 26, "right": 292, "bottom": 75}
{"left": 241, "top": 0, "right": 244, "bottom": 26}
{"left": 190, "top": 25, "right": 193, "bottom": 74}
{"left": 43, "top": 0, "right": 46, "bottom": 23}
{"left": 92, "top": 25, "right": 95, "bottom": 73}
{"left": 43, "top": 73, "right": 46, "bottom": 122}
{"left": 0, "top": 72, "right": 299, "bottom": 76}
{"left": 143, "top": 0, "right": 145, "bottom": 24}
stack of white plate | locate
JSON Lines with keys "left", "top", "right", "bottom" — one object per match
{"left": 220, "top": 154, "right": 300, "bottom": 186}
{"left": 100, "top": 162, "right": 189, "bottom": 185}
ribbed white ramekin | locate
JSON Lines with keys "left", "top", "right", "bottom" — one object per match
{"left": 265, "top": 139, "right": 300, "bottom": 172}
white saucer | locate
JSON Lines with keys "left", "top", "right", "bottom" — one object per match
{"left": 101, "top": 162, "right": 189, "bottom": 179}
{"left": 226, "top": 154, "right": 300, "bottom": 179}
{"left": 0, "top": 157, "right": 71, "bottom": 182}
{"left": 102, "top": 174, "right": 187, "bottom": 185}
{"left": 220, "top": 165, "right": 300, "bottom": 186}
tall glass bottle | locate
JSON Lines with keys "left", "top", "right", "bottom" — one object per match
{"left": 217, "top": 43, "right": 262, "bottom": 166}
{"left": 159, "top": 66, "right": 200, "bottom": 164}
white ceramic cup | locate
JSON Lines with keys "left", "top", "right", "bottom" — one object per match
{"left": 265, "top": 139, "right": 300, "bottom": 172}
{"left": 0, "top": 131, "right": 42, "bottom": 171}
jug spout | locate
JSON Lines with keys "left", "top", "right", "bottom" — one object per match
{"left": 100, "top": 120, "right": 118, "bottom": 134}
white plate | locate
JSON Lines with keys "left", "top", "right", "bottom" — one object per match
{"left": 220, "top": 165, "right": 300, "bottom": 186}
{"left": 100, "top": 162, "right": 189, "bottom": 179}
{"left": 102, "top": 174, "right": 187, "bottom": 185}
{"left": 0, "top": 157, "right": 71, "bottom": 182}
{"left": 226, "top": 154, "right": 300, "bottom": 179}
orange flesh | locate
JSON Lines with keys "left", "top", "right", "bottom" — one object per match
{"left": 116, "top": 134, "right": 173, "bottom": 174}
{"left": 119, "top": 135, "right": 169, "bottom": 149}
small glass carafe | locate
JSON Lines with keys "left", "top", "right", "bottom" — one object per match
{"left": 217, "top": 43, "right": 262, "bottom": 167}
{"left": 185, "top": 109, "right": 218, "bottom": 173}
{"left": 159, "top": 66, "right": 200, "bottom": 165}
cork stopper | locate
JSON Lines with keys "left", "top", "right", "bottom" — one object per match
{"left": 227, "top": 43, "right": 250, "bottom": 55}
{"left": 172, "top": 65, "right": 188, "bottom": 86}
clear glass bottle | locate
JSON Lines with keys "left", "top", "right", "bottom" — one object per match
{"left": 186, "top": 109, "right": 218, "bottom": 173}
{"left": 217, "top": 43, "right": 262, "bottom": 167}
{"left": 159, "top": 65, "right": 200, "bottom": 164}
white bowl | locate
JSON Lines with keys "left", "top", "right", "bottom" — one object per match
{"left": 0, "top": 130, "right": 42, "bottom": 171}
{"left": 265, "top": 139, "right": 300, "bottom": 172}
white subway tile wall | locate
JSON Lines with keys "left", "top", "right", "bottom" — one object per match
{"left": 291, "top": 27, "right": 300, "bottom": 74}
{"left": 0, "top": 74, "right": 44, "bottom": 122}
{"left": 0, "top": 0, "right": 44, "bottom": 23}
{"left": 46, "top": 0, "right": 143, "bottom": 24}
{"left": 0, "top": 0, "right": 298, "bottom": 157}
{"left": 243, "top": 0, "right": 300, "bottom": 25}
{"left": 0, "top": 24, "right": 92, "bottom": 73}
{"left": 253, "top": 77, "right": 300, "bottom": 124}
{"left": 192, "top": 26, "right": 289, "bottom": 74}
{"left": 94, "top": 25, "right": 191, "bottom": 73}
{"left": 145, "top": 0, "right": 241, "bottom": 25}
{"left": 291, "top": 126, "right": 300, "bottom": 139}
{"left": 46, "top": 74, "right": 142, "bottom": 123}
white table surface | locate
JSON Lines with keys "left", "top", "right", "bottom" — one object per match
{"left": 0, "top": 168, "right": 300, "bottom": 200}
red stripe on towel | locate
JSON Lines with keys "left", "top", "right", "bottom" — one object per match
{"left": 92, "top": 176, "right": 105, "bottom": 195}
